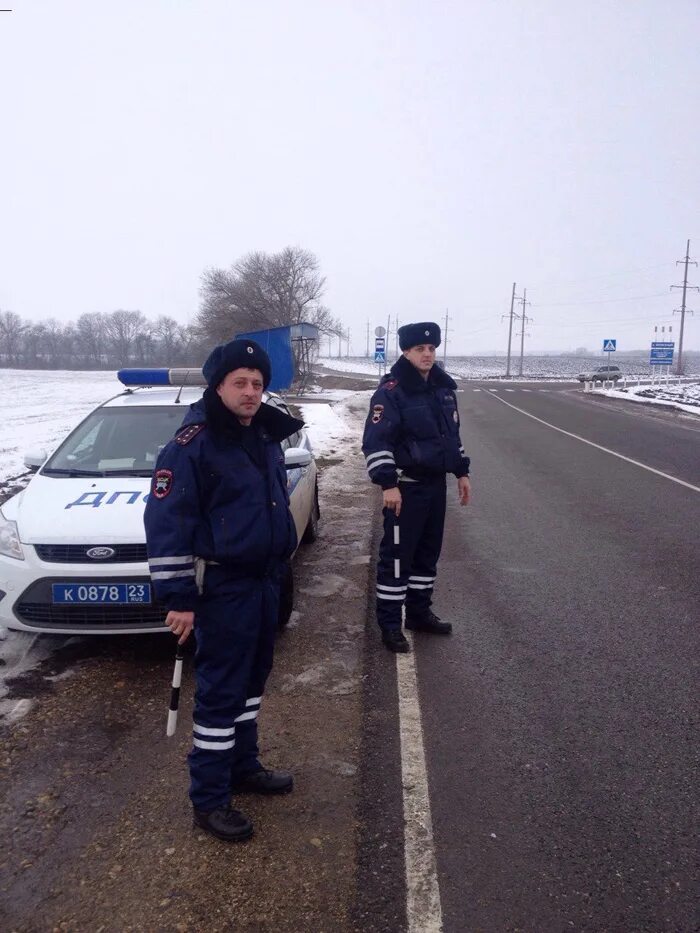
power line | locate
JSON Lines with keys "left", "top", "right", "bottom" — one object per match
{"left": 528, "top": 261, "right": 675, "bottom": 290}
{"left": 671, "top": 239, "right": 698, "bottom": 375}
{"left": 533, "top": 291, "right": 668, "bottom": 308}
{"left": 516, "top": 289, "right": 533, "bottom": 377}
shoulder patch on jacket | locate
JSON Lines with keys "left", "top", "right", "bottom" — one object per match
{"left": 383, "top": 379, "right": 398, "bottom": 391}
{"left": 175, "top": 423, "right": 205, "bottom": 445}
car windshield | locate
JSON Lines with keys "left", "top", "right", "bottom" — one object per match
{"left": 43, "top": 406, "right": 187, "bottom": 477}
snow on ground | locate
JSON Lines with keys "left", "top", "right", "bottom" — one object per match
{"left": 0, "top": 369, "right": 122, "bottom": 483}
{"left": 597, "top": 380, "right": 700, "bottom": 416}
{"left": 299, "top": 392, "right": 369, "bottom": 459}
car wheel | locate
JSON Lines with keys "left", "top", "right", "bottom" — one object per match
{"left": 278, "top": 561, "right": 294, "bottom": 629}
{"left": 302, "top": 483, "right": 320, "bottom": 544}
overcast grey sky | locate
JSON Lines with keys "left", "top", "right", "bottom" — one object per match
{"left": 2, "top": 1, "right": 699, "bottom": 354}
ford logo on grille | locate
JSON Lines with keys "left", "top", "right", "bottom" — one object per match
{"left": 86, "top": 546, "right": 116, "bottom": 560}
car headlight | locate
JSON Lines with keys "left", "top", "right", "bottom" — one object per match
{"left": 0, "top": 510, "right": 24, "bottom": 560}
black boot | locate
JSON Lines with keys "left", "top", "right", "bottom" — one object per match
{"left": 382, "top": 628, "right": 410, "bottom": 653}
{"left": 405, "top": 609, "right": 452, "bottom": 635}
{"left": 193, "top": 805, "right": 254, "bottom": 842}
{"left": 231, "top": 767, "right": 294, "bottom": 795}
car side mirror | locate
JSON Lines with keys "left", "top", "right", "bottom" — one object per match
{"left": 24, "top": 449, "right": 48, "bottom": 472}
{"left": 284, "top": 447, "right": 312, "bottom": 469}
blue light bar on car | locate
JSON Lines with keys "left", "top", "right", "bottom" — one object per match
{"left": 117, "top": 368, "right": 207, "bottom": 387}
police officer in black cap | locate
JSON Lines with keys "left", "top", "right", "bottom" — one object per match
{"left": 144, "top": 337, "right": 303, "bottom": 841}
{"left": 362, "top": 322, "right": 471, "bottom": 652}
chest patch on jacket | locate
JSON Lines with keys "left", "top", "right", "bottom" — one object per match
{"left": 153, "top": 469, "right": 173, "bottom": 499}
{"left": 175, "top": 423, "right": 205, "bottom": 445}
{"left": 372, "top": 404, "right": 384, "bottom": 424}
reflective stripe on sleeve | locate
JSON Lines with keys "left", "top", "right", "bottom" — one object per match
{"left": 148, "top": 555, "right": 194, "bottom": 567}
{"left": 365, "top": 450, "right": 395, "bottom": 466}
{"left": 150, "top": 569, "right": 196, "bottom": 580}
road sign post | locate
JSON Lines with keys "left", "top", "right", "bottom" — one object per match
{"left": 374, "top": 336, "right": 386, "bottom": 371}
{"left": 603, "top": 339, "right": 616, "bottom": 370}
{"left": 650, "top": 341, "right": 674, "bottom": 382}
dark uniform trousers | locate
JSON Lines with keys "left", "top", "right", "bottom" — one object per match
{"left": 188, "top": 565, "right": 280, "bottom": 812}
{"left": 376, "top": 476, "right": 447, "bottom": 631}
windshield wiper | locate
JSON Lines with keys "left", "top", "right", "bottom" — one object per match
{"left": 100, "top": 469, "right": 154, "bottom": 477}
{"left": 42, "top": 468, "right": 103, "bottom": 477}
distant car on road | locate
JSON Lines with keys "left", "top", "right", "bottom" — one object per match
{"left": 577, "top": 365, "right": 622, "bottom": 383}
{"left": 0, "top": 369, "right": 319, "bottom": 636}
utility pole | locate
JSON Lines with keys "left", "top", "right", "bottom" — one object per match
{"left": 443, "top": 308, "right": 449, "bottom": 364}
{"left": 671, "top": 239, "right": 697, "bottom": 375}
{"left": 366, "top": 320, "right": 370, "bottom": 358}
{"left": 346, "top": 328, "right": 350, "bottom": 357}
{"left": 516, "top": 289, "right": 533, "bottom": 377}
{"left": 395, "top": 316, "right": 399, "bottom": 358}
{"left": 502, "top": 283, "right": 517, "bottom": 377}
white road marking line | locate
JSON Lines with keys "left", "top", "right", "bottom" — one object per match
{"left": 505, "top": 388, "right": 515, "bottom": 392}
{"left": 486, "top": 393, "right": 700, "bottom": 493}
{"left": 522, "top": 388, "right": 532, "bottom": 392}
{"left": 488, "top": 389, "right": 499, "bottom": 393}
{"left": 397, "top": 633, "right": 443, "bottom": 933}
{"left": 473, "top": 388, "right": 482, "bottom": 392}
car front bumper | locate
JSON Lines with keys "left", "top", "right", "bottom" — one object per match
{"left": 0, "top": 548, "right": 168, "bottom": 635}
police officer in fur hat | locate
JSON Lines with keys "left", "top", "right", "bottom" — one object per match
{"left": 144, "top": 337, "right": 303, "bottom": 841}
{"left": 362, "top": 322, "right": 471, "bottom": 652}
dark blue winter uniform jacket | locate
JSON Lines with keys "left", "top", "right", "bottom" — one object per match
{"left": 362, "top": 355, "right": 470, "bottom": 488}
{"left": 144, "top": 390, "right": 303, "bottom": 613}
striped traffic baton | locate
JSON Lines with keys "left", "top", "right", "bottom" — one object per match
{"left": 166, "top": 643, "right": 185, "bottom": 737}
{"left": 394, "top": 512, "right": 401, "bottom": 581}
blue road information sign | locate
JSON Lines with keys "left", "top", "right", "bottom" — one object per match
{"left": 374, "top": 350, "right": 386, "bottom": 363}
{"left": 650, "top": 341, "right": 674, "bottom": 366}
{"left": 603, "top": 339, "right": 617, "bottom": 352}
{"left": 375, "top": 337, "right": 385, "bottom": 351}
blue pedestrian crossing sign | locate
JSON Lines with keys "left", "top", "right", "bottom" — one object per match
{"left": 374, "top": 350, "right": 386, "bottom": 363}
{"left": 603, "top": 339, "right": 617, "bottom": 352}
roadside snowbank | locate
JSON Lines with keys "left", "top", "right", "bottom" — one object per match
{"left": 596, "top": 381, "right": 700, "bottom": 416}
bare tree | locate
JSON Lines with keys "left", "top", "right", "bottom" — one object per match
{"left": 105, "top": 310, "right": 148, "bottom": 366}
{"left": 76, "top": 312, "right": 108, "bottom": 368}
{"left": 197, "top": 247, "right": 342, "bottom": 346}
{"left": 0, "top": 310, "right": 26, "bottom": 366}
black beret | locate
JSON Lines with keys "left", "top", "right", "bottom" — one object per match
{"left": 398, "top": 321, "right": 441, "bottom": 351}
{"left": 202, "top": 338, "right": 272, "bottom": 389}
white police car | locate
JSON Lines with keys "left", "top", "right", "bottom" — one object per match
{"left": 0, "top": 368, "right": 319, "bottom": 635}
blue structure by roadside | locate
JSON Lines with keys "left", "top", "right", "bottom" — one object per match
{"left": 236, "top": 324, "right": 319, "bottom": 392}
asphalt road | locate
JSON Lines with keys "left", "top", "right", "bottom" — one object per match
{"left": 414, "top": 381, "right": 699, "bottom": 931}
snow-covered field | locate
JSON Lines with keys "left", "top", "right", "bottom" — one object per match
{"left": 0, "top": 369, "right": 122, "bottom": 484}
{"left": 319, "top": 354, "right": 700, "bottom": 381}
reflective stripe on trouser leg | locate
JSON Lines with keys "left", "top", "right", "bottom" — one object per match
{"left": 229, "top": 576, "right": 278, "bottom": 785}
{"left": 376, "top": 485, "right": 437, "bottom": 631}
{"left": 405, "top": 478, "right": 446, "bottom": 617}
{"left": 188, "top": 569, "right": 279, "bottom": 811}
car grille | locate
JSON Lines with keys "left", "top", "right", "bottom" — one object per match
{"left": 16, "top": 602, "right": 166, "bottom": 629}
{"left": 34, "top": 544, "right": 148, "bottom": 563}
